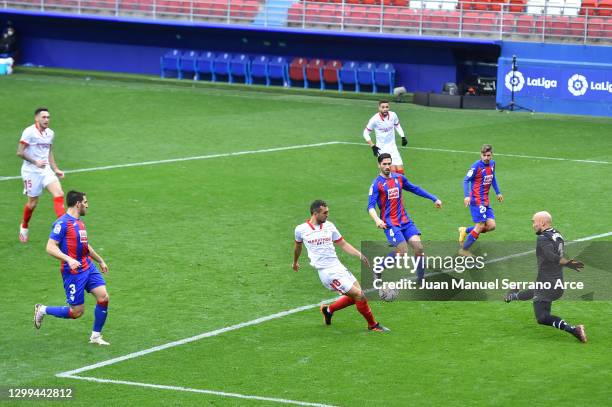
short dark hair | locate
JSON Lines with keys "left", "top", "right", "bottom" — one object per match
{"left": 66, "top": 190, "right": 86, "bottom": 207}
{"left": 310, "top": 199, "right": 327, "bottom": 214}
{"left": 377, "top": 153, "right": 392, "bottom": 163}
{"left": 481, "top": 144, "right": 493, "bottom": 154}
{"left": 379, "top": 100, "right": 389, "bottom": 105}
{"left": 35, "top": 107, "right": 49, "bottom": 116}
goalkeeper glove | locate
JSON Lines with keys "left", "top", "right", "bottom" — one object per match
{"left": 565, "top": 259, "right": 584, "bottom": 271}
{"left": 401, "top": 137, "right": 408, "bottom": 147}
{"left": 371, "top": 145, "right": 381, "bottom": 157}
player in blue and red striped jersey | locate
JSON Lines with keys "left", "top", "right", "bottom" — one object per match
{"left": 458, "top": 144, "right": 504, "bottom": 255}
{"left": 368, "top": 153, "right": 442, "bottom": 283}
{"left": 33, "top": 190, "right": 111, "bottom": 346}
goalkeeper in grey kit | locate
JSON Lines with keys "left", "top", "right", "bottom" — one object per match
{"left": 505, "top": 211, "right": 587, "bottom": 343}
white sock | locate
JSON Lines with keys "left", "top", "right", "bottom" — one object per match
{"left": 91, "top": 331, "right": 101, "bottom": 338}
{"left": 40, "top": 305, "right": 47, "bottom": 314}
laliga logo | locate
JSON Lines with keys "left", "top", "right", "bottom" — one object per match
{"left": 568, "top": 74, "right": 588, "bottom": 96}
{"left": 505, "top": 70, "right": 525, "bottom": 92}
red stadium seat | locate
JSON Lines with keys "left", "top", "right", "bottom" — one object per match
{"left": 501, "top": 13, "right": 516, "bottom": 33}
{"left": 508, "top": 0, "right": 526, "bottom": 12}
{"left": 305, "top": 3, "right": 320, "bottom": 24}
{"left": 548, "top": 15, "right": 570, "bottom": 36}
{"left": 446, "top": 10, "right": 461, "bottom": 31}
{"left": 587, "top": 17, "right": 605, "bottom": 37}
{"left": 567, "top": 16, "right": 586, "bottom": 36}
{"left": 473, "top": 0, "right": 490, "bottom": 11}
{"left": 516, "top": 13, "right": 535, "bottom": 33}
{"left": 580, "top": 0, "right": 597, "bottom": 15}
{"left": 398, "top": 7, "right": 419, "bottom": 28}
{"left": 364, "top": 6, "right": 382, "bottom": 28}
{"left": 393, "top": 0, "right": 408, "bottom": 6}
{"left": 319, "top": 4, "right": 340, "bottom": 25}
{"left": 323, "top": 60, "right": 342, "bottom": 85}
{"left": 287, "top": 4, "right": 304, "bottom": 24}
{"left": 598, "top": 0, "right": 612, "bottom": 15}
{"left": 306, "top": 59, "right": 325, "bottom": 88}
{"left": 289, "top": 57, "right": 308, "bottom": 84}
{"left": 383, "top": 6, "right": 401, "bottom": 28}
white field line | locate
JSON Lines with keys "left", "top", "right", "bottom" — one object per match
{"left": 336, "top": 141, "right": 611, "bottom": 164}
{"left": 61, "top": 376, "right": 337, "bottom": 407}
{"left": 56, "top": 231, "right": 611, "bottom": 379}
{"left": 2, "top": 141, "right": 609, "bottom": 182}
{"left": 0, "top": 142, "right": 342, "bottom": 181}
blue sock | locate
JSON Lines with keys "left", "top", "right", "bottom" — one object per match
{"left": 463, "top": 231, "right": 479, "bottom": 250}
{"left": 46, "top": 306, "right": 71, "bottom": 319}
{"left": 93, "top": 302, "right": 108, "bottom": 333}
{"left": 466, "top": 226, "right": 475, "bottom": 234}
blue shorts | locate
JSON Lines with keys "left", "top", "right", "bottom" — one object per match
{"left": 384, "top": 222, "right": 421, "bottom": 246}
{"left": 470, "top": 204, "right": 495, "bottom": 223}
{"left": 62, "top": 265, "right": 106, "bottom": 306}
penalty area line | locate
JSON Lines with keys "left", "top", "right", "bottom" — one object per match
{"left": 61, "top": 375, "right": 338, "bottom": 407}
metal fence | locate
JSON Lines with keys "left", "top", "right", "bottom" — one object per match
{"left": 2, "top": 0, "right": 611, "bottom": 44}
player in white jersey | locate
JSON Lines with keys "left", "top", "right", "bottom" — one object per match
{"left": 16, "top": 107, "right": 65, "bottom": 243}
{"left": 363, "top": 100, "right": 407, "bottom": 174}
{"left": 293, "top": 200, "right": 389, "bottom": 332}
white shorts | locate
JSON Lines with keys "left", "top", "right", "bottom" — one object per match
{"left": 379, "top": 144, "right": 403, "bottom": 166}
{"left": 318, "top": 264, "right": 357, "bottom": 295}
{"left": 21, "top": 166, "right": 59, "bottom": 197}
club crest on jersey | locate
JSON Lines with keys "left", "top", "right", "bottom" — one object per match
{"left": 387, "top": 187, "right": 399, "bottom": 199}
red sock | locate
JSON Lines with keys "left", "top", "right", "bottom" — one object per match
{"left": 355, "top": 300, "right": 377, "bottom": 327}
{"left": 329, "top": 296, "right": 355, "bottom": 313}
{"left": 470, "top": 230, "right": 480, "bottom": 239}
{"left": 22, "top": 204, "right": 34, "bottom": 228}
{"left": 394, "top": 168, "right": 405, "bottom": 175}
{"left": 53, "top": 196, "right": 65, "bottom": 217}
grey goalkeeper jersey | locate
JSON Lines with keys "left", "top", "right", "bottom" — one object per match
{"left": 535, "top": 228, "right": 565, "bottom": 301}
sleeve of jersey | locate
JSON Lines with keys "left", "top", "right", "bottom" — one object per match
{"left": 538, "top": 237, "right": 561, "bottom": 263}
{"left": 367, "top": 183, "right": 379, "bottom": 211}
{"left": 363, "top": 118, "right": 374, "bottom": 142}
{"left": 294, "top": 226, "right": 303, "bottom": 243}
{"left": 464, "top": 167, "right": 475, "bottom": 197}
{"left": 332, "top": 227, "right": 343, "bottom": 243}
{"left": 403, "top": 177, "right": 438, "bottom": 202}
{"left": 492, "top": 170, "right": 501, "bottom": 195}
{"left": 49, "top": 220, "right": 66, "bottom": 242}
{"left": 19, "top": 129, "right": 31, "bottom": 145}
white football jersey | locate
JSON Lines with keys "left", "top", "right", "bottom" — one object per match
{"left": 295, "top": 220, "right": 343, "bottom": 270}
{"left": 19, "top": 124, "right": 55, "bottom": 171}
{"left": 365, "top": 111, "right": 400, "bottom": 147}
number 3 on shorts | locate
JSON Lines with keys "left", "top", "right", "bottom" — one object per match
{"left": 69, "top": 283, "right": 76, "bottom": 302}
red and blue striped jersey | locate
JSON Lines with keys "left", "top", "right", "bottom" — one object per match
{"left": 49, "top": 213, "right": 94, "bottom": 274}
{"left": 464, "top": 160, "right": 500, "bottom": 206}
{"left": 368, "top": 173, "right": 438, "bottom": 227}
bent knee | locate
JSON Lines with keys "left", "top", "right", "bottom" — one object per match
{"left": 97, "top": 294, "right": 110, "bottom": 304}
{"left": 487, "top": 225, "right": 496, "bottom": 232}
{"left": 535, "top": 316, "right": 549, "bottom": 325}
{"left": 70, "top": 307, "right": 84, "bottom": 318}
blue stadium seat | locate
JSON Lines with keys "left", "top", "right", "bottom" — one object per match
{"left": 230, "top": 54, "right": 251, "bottom": 84}
{"left": 181, "top": 51, "right": 198, "bottom": 80}
{"left": 375, "top": 63, "right": 396, "bottom": 94}
{"left": 251, "top": 55, "right": 270, "bottom": 86}
{"left": 160, "top": 49, "right": 181, "bottom": 79}
{"left": 339, "top": 61, "right": 359, "bottom": 92}
{"left": 213, "top": 52, "right": 233, "bottom": 82}
{"left": 196, "top": 51, "right": 216, "bottom": 81}
{"left": 357, "top": 62, "right": 377, "bottom": 93}
{"left": 268, "top": 56, "right": 289, "bottom": 86}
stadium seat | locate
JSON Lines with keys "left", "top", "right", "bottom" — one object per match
{"left": 287, "top": 3, "right": 304, "bottom": 26}
{"left": 160, "top": 49, "right": 181, "bottom": 79}
{"left": 289, "top": 57, "right": 308, "bottom": 88}
{"left": 180, "top": 51, "right": 198, "bottom": 80}
{"left": 587, "top": 17, "right": 605, "bottom": 37}
{"left": 196, "top": 51, "right": 216, "bottom": 81}
{"left": 394, "top": 0, "right": 408, "bottom": 6}
{"left": 230, "top": 54, "right": 251, "bottom": 84}
{"left": 374, "top": 63, "right": 395, "bottom": 94}
{"left": 319, "top": 4, "right": 340, "bottom": 25}
{"left": 501, "top": 13, "right": 517, "bottom": 33}
{"left": 213, "top": 52, "right": 232, "bottom": 82}
{"left": 364, "top": 6, "right": 382, "bottom": 29}
{"left": 305, "top": 3, "right": 321, "bottom": 24}
{"left": 567, "top": 16, "right": 587, "bottom": 37}
{"left": 598, "top": 0, "right": 612, "bottom": 15}
{"left": 339, "top": 60, "right": 359, "bottom": 92}
{"left": 357, "top": 62, "right": 376, "bottom": 93}
{"left": 548, "top": 15, "right": 570, "bottom": 36}
{"left": 251, "top": 55, "right": 270, "bottom": 86}
{"left": 446, "top": 10, "right": 461, "bottom": 31}
{"left": 323, "top": 60, "right": 342, "bottom": 90}
{"left": 383, "top": 7, "right": 401, "bottom": 29}
{"left": 508, "top": 0, "right": 527, "bottom": 12}
{"left": 305, "top": 59, "right": 325, "bottom": 90}
{"left": 579, "top": 0, "right": 596, "bottom": 15}
{"left": 268, "top": 56, "right": 289, "bottom": 86}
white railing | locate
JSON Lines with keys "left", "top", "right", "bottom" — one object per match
{"left": 2, "top": 0, "right": 611, "bottom": 44}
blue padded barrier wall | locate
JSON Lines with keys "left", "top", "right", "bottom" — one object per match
{"left": 497, "top": 42, "right": 612, "bottom": 117}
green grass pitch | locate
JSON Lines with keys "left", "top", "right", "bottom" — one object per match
{"left": 0, "top": 70, "right": 611, "bottom": 406}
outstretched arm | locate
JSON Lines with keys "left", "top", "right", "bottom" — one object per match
{"left": 335, "top": 239, "right": 370, "bottom": 268}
